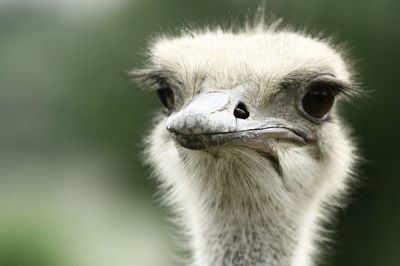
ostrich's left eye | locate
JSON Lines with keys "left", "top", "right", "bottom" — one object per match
{"left": 302, "top": 84, "right": 335, "bottom": 119}
{"left": 156, "top": 80, "right": 174, "bottom": 111}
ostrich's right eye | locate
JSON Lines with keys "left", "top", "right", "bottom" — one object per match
{"left": 156, "top": 80, "right": 174, "bottom": 111}
{"left": 301, "top": 83, "right": 335, "bottom": 119}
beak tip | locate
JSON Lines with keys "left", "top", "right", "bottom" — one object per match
{"left": 166, "top": 115, "right": 178, "bottom": 133}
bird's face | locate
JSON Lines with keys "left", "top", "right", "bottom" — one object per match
{"left": 134, "top": 29, "right": 358, "bottom": 195}
{"left": 163, "top": 73, "right": 340, "bottom": 149}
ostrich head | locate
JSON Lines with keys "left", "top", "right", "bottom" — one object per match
{"left": 132, "top": 23, "right": 360, "bottom": 266}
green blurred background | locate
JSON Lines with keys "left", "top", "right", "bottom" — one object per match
{"left": 0, "top": 0, "right": 399, "bottom": 265}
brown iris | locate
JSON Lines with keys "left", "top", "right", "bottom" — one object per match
{"left": 302, "top": 84, "right": 335, "bottom": 119}
{"left": 156, "top": 80, "right": 174, "bottom": 111}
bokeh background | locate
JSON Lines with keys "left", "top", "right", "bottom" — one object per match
{"left": 1, "top": 0, "right": 399, "bottom": 265}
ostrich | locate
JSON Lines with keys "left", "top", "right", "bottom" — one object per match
{"left": 131, "top": 21, "right": 361, "bottom": 266}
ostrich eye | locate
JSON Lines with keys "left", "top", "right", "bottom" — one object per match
{"left": 302, "top": 84, "right": 335, "bottom": 119}
{"left": 156, "top": 80, "right": 174, "bottom": 110}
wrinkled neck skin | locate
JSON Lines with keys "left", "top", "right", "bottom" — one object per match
{"left": 148, "top": 120, "right": 355, "bottom": 266}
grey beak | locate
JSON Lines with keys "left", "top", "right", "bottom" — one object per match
{"left": 166, "top": 91, "right": 237, "bottom": 134}
{"left": 166, "top": 91, "right": 312, "bottom": 150}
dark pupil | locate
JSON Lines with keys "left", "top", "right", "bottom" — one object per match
{"left": 156, "top": 82, "right": 174, "bottom": 110}
{"left": 302, "top": 86, "right": 334, "bottom": 119}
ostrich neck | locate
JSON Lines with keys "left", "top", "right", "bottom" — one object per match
{"left": 192, "top": 213, "right": 305, "bottom": 266}
{"left": 180, "top": 156, "right": 318, "bottom": 266}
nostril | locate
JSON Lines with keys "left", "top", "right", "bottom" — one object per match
{"left": 233, "top": 102, "right": 249, "bottom": 119}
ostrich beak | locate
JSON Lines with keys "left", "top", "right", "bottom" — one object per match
{"left": 166, "top": 91, "right": 313, "bottom": 150}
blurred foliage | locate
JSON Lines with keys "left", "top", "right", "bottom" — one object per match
{"left": 0, "top": 220, "right": 68, "bottom": 266}
{"left": 0, "top": 0, "right": 399, "bottom": 265}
